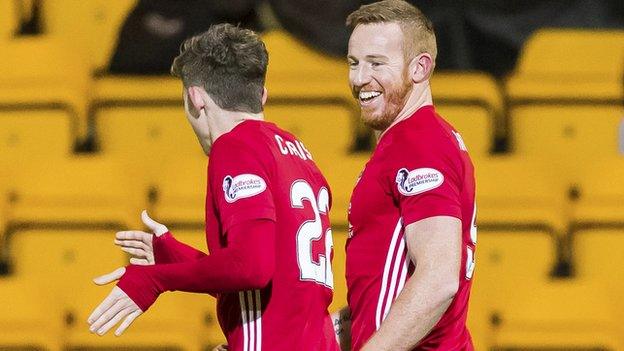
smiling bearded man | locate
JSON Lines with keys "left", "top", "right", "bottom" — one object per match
{"left": 333, "top": 1, "right": 478, "bottom": 351}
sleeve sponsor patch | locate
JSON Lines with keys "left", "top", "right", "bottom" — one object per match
{"left": 222, "top": 173, "right": 267, "bottom": 203}
{"left": 395, "top": 167, "right": 444, "bottom": 196}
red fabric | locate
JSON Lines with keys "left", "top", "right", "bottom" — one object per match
{"left": 152, "top": 232, "right": 206, "bottom": 263}
{"left": 346, "top": 106, "right": 476, "bottom": 350}
{"left": 205, "top": 120, "right": 338, "bottom": 351}
{"left": 120, "top": 120, "right": 338, "bottom": 351}
{"left": 118, "top": 219, "right": 276, "bottom": 311}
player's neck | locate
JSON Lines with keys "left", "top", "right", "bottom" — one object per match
{"left": 378, "top": 83, "right": 433, "bottom": 140}
{"left": 209, "top": 110, "right": 265, "bottom": 144}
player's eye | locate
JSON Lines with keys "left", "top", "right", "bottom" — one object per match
{"left": 348, "top": 60, "right": 358, "bottom": 68}
{"left": 371, "top": 61, "right": 383, "bottom": 67}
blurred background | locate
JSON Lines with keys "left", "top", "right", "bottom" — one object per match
{"left": 0, "top": 0, "right": 623, "bottom": 350}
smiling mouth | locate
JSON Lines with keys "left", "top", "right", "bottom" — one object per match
{"left": 358, "top": 91, "right": 382, "bottom": 105}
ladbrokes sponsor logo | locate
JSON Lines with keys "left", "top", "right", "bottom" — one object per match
{"left": 395, "top": 167, "right": 444, "bottom": 196}
{"left": 222, "top": 173, "right": 267, "bottom": 203}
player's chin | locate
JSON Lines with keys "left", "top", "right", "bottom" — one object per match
{"left": 361, "top": 111, "right": 392, "bottom": 131}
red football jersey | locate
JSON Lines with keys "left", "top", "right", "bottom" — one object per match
{"left": 205, "top": 120, "right": 339, "bottom": 351}
{"left": 346, "top": 106, "right": 477, "bottom": 350}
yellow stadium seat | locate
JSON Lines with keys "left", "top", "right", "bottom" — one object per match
{"left": 511, "top": 105, "right": 623, "bottom": 163}
{"left": 566, "top": 157, "right": 624, "bottom": 226}
{"left": 0, "top": 36, "right": 90, "bottom": 143}
{"left": 0, "top": 109, "right": 73, "bottom": 161}
{"left": 0, "top": 0, "right": 17, "bottom": 40}
{"left": 516, "top": 29, "right": 624, "bottom": 78}
{"left": 468, "top": 229, "right": 557, "bottom": 350}
{"left": 170, "top": 229, "right": 225, "bottom": 349}
{"left": 262, "top": 30, "right": 347, "bottom": 90}
{"left": 469, "top": 229, "right": 622, "bottom": 350}
{"left": 92, "top": 76, "right": 204, "bottom": 172}
{"left": 4, "top": 156, "right": 143, "bottom": 229}
{"left": 507, "top": 29, "right": 624, "bottom": 102}
{"left": 491, "top": 280, "right": 620, "bottom": 350}
{"left": 264, "top": 104, "right": 369, "bottom": 226}
{"left": 474, "top": 156, "right": 568, "bottom": 233}
{"left": 7, "top": 227, "right": 211, "bottom": 351}
{"left": 43, "top": 0, "right": 137, "bottom": 71}
{"left": 152, "top": 158, "right": 208, "bottom": 226}
{"left": 573, "top": 228, "right": 624, "bottom": 283}
{"left": 432, "top": 72, "right": 503, "bottom": 156}
{"left": 0, "top": 277, "right": 64, "bottom": 351}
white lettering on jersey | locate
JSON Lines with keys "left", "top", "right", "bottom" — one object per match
{"left": 273, "top": 134, "right": 313, "bottom": 160}
{"left": 395, "top": 167, "right": 444, "bottom": 196}
{"left": 274, "top": 135, "right": 289, "bottom": 155}
{"left": 222, "top": 174, "right": 267, "bottom": 203}
{"left": 452, "top": 131, "right": 468, "bottom": 151}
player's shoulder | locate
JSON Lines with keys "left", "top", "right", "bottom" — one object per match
{"left": 386, "top": 113, "right": 457, "bottom": 156}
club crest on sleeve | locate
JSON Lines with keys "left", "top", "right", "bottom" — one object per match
{"left": 395, "top": 167, "right": 444, "bottom": 196}
{"left": 222, "top": 174, "right": 267, "bottom": 203}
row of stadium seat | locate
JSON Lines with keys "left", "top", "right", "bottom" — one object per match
{"left": 1, "top": 152, "right": 623, "bottom": 233}
{"left": 1, "top": 226, "right": 623, "bottom": 350}
{"left": 2, "top": 26, "right": 623, "bottom": 153}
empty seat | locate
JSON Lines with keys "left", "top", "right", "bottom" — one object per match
{"left": 43, "top": 0, "right": 137, "bottom": 71}
{"left": 0, "top": 109, "right": 72, "bottom": 162}
{"left": 92, "top": 76, "right": 204, "bottom": 174}
{"left": 515, "top": 29, "right": 624, "bottom": 79}
{"left": 0, "top": 0, "right": 17, "bottom": 40}
{"left": 0, "top": 277, "right": 64, "bottom": 351}
{"left": 4, "top": 156, "right": 142, "bottom": 229}
{"left": 568, "top": 157, "right": 624, "bottom": 226}
{"left": 152, "top": 158, "right": 208, "bottom": 226}
{"left": 573, "top": 228, "right": 624, "bottom": 284}
{"left": 468, "top": 229, "right": 556, "bottom": 348}
{"left": 0, "top": 37, "right": 89, "bottom": 143}
{"left": 432, "top": 72, "right": 503, "bottom": 156}
{"left": 475, "top": 156, "right": 568, "bottom": 233}
{"left": 511, "top": 105, "right": 623, "bottom": 163}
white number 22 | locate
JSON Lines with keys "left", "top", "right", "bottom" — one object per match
{"left": 291, "top": 180, "right": 334, "bottom": 288}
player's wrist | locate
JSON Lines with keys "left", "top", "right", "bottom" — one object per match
{"left": 116, "top": 265, "right": 163, "bottom": 311}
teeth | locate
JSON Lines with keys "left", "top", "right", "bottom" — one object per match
{"left": 359, "top": 91, "right": 381, "bottom": 101}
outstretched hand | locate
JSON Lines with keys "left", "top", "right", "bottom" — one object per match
{"left": 87, "top": 267, "right": 143, "bottom": 336}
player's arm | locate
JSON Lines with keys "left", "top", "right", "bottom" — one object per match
{"left": 114, "top": 210, "right": 206, "bottom": 265}
{"left": 332, "top": 307, "right": 352, "bottom": 351}
{"left": 361, "top": 216, "right": 461, "bottom": 351}
{"left": 87, "top": 217, "right": 276, "bottom": 335}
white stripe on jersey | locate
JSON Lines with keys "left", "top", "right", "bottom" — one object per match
{"left": 240, "top": 290, "right": 263, "bottom": 351}
{"left": 375, "top": 219, "right": 403, "bottom": 329}
{"left": 254, "top": 289, "right": 263, "bottom": 350}
{"left": 239, "top": 292, "right": 249, "bottom": 351}
{"left": 382, "top": 235, "right": 407, "bottom": 322}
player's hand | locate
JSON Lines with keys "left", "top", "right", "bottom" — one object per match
{"left": 87, "top": 267, "right": 143, "bottom": 336}
{"left": 212, "top": 345, "right": 229, "bottom": 351}
{"left": 115, "top": 210, "right": 168, "bottom": 266}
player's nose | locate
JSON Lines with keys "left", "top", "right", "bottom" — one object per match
{"left": 350, "top": 64, "right": 372, "bottom": 88}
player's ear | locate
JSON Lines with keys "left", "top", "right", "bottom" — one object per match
{"left": 409, "top": 53, "right": 434, "bottom": 84}
{"left": 187, "top": 86, "right": 207, "bottom": 116}
{"left": 261, "top": 87, "right": 268, "bottom": 107}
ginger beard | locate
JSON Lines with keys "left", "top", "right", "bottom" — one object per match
{"left": 353, "top": 68, "right": 412, "bottom": 131}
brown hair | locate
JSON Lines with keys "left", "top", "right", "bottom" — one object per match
{"left": 171, "top": 23, "right": 268, "bottom": 113}
{"left": 346, "top": 0, "right": 437, "bottom": 63}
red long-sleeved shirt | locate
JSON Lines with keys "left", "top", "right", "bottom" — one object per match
{"left": 118, "top": 219, "right": 276, "bottom": 311}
